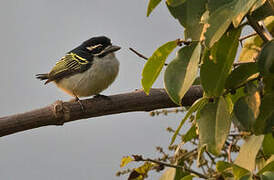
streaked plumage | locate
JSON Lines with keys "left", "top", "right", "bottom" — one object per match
{"left": 36, "top": 36, "right": 120, "bottom": 98}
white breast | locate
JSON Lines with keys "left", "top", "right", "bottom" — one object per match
{"left": 55, "top": 53, "right": 119, "bottom": 97}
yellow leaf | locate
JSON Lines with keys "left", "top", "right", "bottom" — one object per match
{"left": 120, "top": 156, "right": 133, "bottom": 168}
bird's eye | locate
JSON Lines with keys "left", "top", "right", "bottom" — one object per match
{"left": 96, "top": 46, "right": 104, "bottom": 52}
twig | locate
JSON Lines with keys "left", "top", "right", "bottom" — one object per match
{"left": 132, "top": 155, "right": 208, "bottom": 179}
{"left": 239, "top": 32, "right": 257, "bottom": 47}
{"left": 129, "top": 48, "right": 148, "bottom": 60}
{"left": 129, "top": 47, "right": 168, "bottom": 66}
{"left": 227, "top": 140, "right": 234, "bottom": 163}
{"left": 228, "top": 132, "right": 251, "bottom": 137}
{"left": 223, "top": 76, "right": 260, "bottom": 95}
{"left": 205, "top": 151, "right": 216, "bottom": 165}
{"left": 233, "top": 61, "right": 256, "bottom": 67}
{"left": 247, "top": 15, "right": 273, "bottom": 43}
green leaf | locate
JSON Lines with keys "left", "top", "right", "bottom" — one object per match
{"left": 181, "top": 175, "right": 194, "bottom": 180}
{"left": 181, "top": 124, "right": 198, "bottom": 143}
{"left": 120, "top": 156, "right": 133, "bottom": 167}
{"left": 170, "top": 97, "right": 207, "bottom": 145}
{"left": 141, "top": 40, "right": 177, "bottom": 94}
{"left": 147, "top": 0, "right": 162, "bottom": 17}
{"left": 204, "top": 2, "right": 235, "bottom": 47}
{"left": 235, "top": 135, "right": 264, "bottom": 172}
{"left": 254, "top": 93, "right": 274, "bottom": 135}
{"left": 232, "top": 0, "right": 257, "bottom": 27}
{"left": 250, "top": 0, "right": 267, "bottom": 12}
{"left": 233, "top": 84, "right": 261, "bottom": 132}
{"left": 232, "top": 165, "right": 250, "bottom": 180}
{"left": 197, "top": 96, "right": 231, "bottom": 155}
{"left": 263, "top": 134, "right": 274, "bottom": 156}
{"left": 201, "top": 27, "right": 242, "bottom": 97}
{"left": 262, "top": 171, "right": 274, "bottom": 180}
{"left": 258, "top": 155, "right": 274, "bottom": 174}
{"left": 204, "top": 0, "right": 257, "bottom": 47}
{"left": 239, "top": 175, "right": 252, "bottom": 180}
{"left": 164, "top": 42, "right": 201, "bottom": 105}
{"left": 239, "top": 16, "right": 274, "bottom": 62}
{"left": 216, "top": 161, "right": 232, "bottom": 173}
{"left": 250, "top": 0, "right": 274, "bottom": 21}
{"left": 167, "top": 0, "right": 207, "bottom": 40}
{"left": 258, "top": 39, "right": 274, "bottom": 77}
{"left": 166, "top": 0, "right": 186, "bottom": 7}
{"left": 225, "top": 62, "right": 259, "bottom": 90}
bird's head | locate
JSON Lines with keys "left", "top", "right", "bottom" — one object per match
{"left": 81, "top": 36, "right": 121, "bottom": 57}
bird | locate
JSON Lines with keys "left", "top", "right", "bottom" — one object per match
{"left": 36, "top": 36, "right": 121, "bottom": 107}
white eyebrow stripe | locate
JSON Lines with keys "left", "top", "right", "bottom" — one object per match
{"left": 86, "top": 44, "right": 103, "bottom": 51}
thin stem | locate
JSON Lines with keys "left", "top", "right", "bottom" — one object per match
{"left": 233, "top": 61, "right": 256, "bottom": 67}
{"left": 239, "top": 32, "right": 257, "bottom": 47}
{"left": 129, "top": 47, "right": 169, "bottom": 66}
{"left": 132, "top": 155, "right": 208, "bottom": 179}
{"left": 223, "top": 76, "right": 260, "bottom": 95}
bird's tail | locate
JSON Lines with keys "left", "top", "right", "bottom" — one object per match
{"left": 35, "top": 73, "right": 51, "bottom": 84}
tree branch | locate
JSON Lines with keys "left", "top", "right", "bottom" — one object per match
{"left": 0, "top": 86, "right": 203, "bottom": 137}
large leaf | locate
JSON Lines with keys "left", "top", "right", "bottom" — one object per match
{"left": 258, "top": 40, "right": 274, "bottom": 77}
{"left": 225, "top": 62, "right": 259, "bottom": 90}
{"left": 164, "top": 42, "right": 201, "bottom": 105}
{"left": 254, "top": 93, "right": 274, "bottom": 135}
{"left": 141, "top": 40, "right": 177, "bottom": 94}
{"left": 167, "top": 0, "right": 207, "bottom": 40}
{"left": 233, "top": 84, "right": 261, "bottom": 132}
{"left": 170, "top": 97, "right": 207, "bottom": 145}
{"left": 239, "top": 16, "right": 274, "bottom": 62}
{"left": 197, "top": 96, "right": 231, "bottom": 155}
{"left": 147, "top": 0, "right": 162, "bottom": 17}
{"left": 201, "top": 27, "right": 242, "bottom": 97}
{"left": 263, "top": 134, "right": 274, "bottom": 156}
{"left": 235, "top": 135, "right": 264, "bottom": 172}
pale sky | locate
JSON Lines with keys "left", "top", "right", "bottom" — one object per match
{"left": 0, "top": 1, "right": 191, "bottom": 179}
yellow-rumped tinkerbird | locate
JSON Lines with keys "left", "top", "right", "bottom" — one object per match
{"left": 36, "top": 36, "right": 121, "bottom": 107}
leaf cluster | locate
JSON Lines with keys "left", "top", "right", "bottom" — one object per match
{"left": 121, "top": 0, "right": 274, "bottom": 179}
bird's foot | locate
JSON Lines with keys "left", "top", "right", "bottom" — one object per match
{"left": 70, "top": 96, "right": 86, "bottom": 112}
{"left": 94, "top": 94, "right": 111, "bottom": 100}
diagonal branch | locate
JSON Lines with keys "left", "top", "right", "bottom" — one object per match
{"left": 247, "top": 15, "right": 273, "bottom": 43}
{"left": 0, "top": 86, "right": 203, "bottom": 137}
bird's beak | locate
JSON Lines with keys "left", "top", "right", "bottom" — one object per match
{"left": 96, "top": 45, "right": 121, "bottom": 57}
{"left": 103, "top": 45, "right": 121, "bottom": 54}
